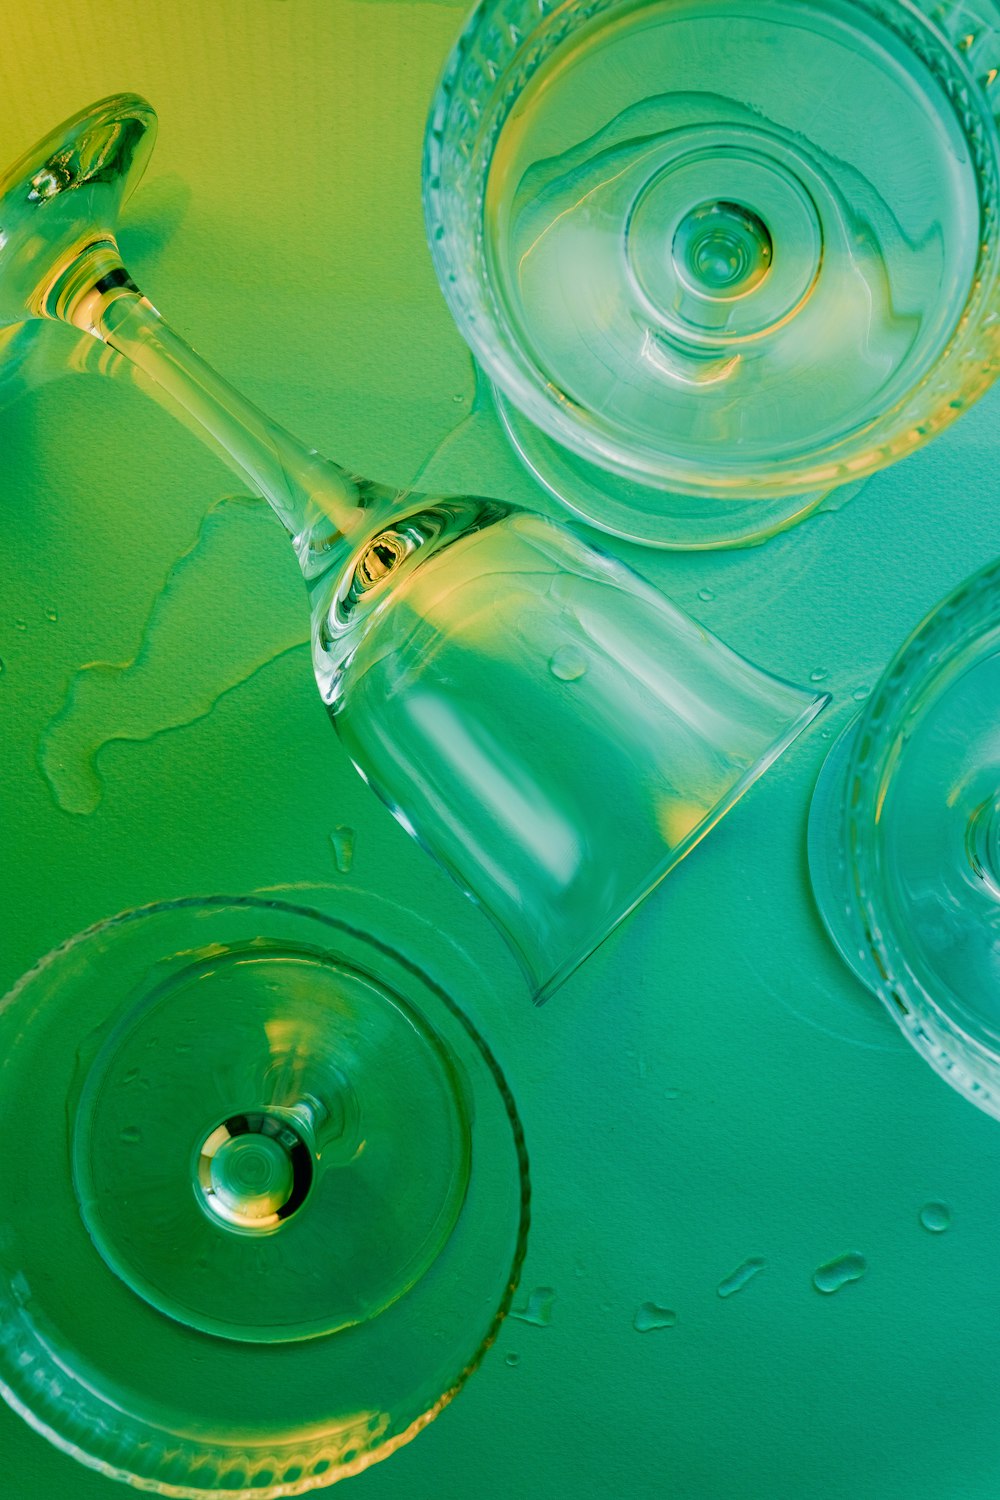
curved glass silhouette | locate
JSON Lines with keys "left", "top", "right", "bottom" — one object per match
{"left": 425, "top": 0, "right": 1000, "bottom": 547}
{"left": 0, "top": 96, "right": 825, "bottom": 999}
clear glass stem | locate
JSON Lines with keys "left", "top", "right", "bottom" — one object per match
{"left": 59, "top": 240, "right": 382, "bottom": 580}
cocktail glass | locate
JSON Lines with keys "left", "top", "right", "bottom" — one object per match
{"left": 425, "top": 0, "right": 1000, "bottom": 548}
{"left": 0, "top": 892, "right": 530, "bottom": 1495}
{"left": 809, "top": 557, "right": 1000, "bottom": 1115}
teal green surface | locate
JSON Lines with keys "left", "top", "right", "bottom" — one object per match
{"left": 1, "top": 3, "right": 1000, "bottom": 1498}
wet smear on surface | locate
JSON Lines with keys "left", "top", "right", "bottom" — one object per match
{"left": 633, "top": 1302, "right": 678, "bottom": 1332}
{"left": 919, "top": 1202, "right": 952, "bottom": 1234}
{"left": 511, "top": 1287, "right": 556, "bottom": 1327}
{"left": 38, "top": 496, "right": 309, "bottom": 815}
{"left": 813, "top": 1252, "right": 867, "bottom": 1294}
{"left": 717, "top": 1257, "right": 766, "bottom": 1299}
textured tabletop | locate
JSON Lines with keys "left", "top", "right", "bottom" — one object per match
{"left": 2, "top": 4, "right": 1000, "bottom": 1497}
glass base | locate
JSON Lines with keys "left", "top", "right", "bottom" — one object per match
{"left": 0, "top": 93, "right": 155, "bottom": 329}
{"left": 494, "top": 387, "right": 842, "bottom": 549}
{"left": 0, "top": 895, "right": 529, "bottom": 1496}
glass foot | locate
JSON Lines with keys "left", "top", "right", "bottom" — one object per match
{"left": 494, "top": 387, "right": 836, "bottom": 549}
{"left": 0, "top": 93, "right": 154, "bottom": 329}
{"left": 0, "top": 895, "right": 528, "bottom": 1494}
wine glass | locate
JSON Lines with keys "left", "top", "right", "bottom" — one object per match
{"left": 0, "top": 892, "right": 530, "bottom": 1495}
{"left": 424, "top": 0, "right": 1000, "bottom": 548}
{"left": 809, "top": 556, "right": 1000, "bottom": 1115}
{"left": 0, "top": 94, "right": 827, "bottom": 1001}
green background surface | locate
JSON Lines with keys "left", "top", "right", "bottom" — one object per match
{"left": 2, "top": 2, "right": 1000, "bottom": 1496}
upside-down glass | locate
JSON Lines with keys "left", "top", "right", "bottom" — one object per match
{"left": 0, "top": 894, "right": 530, "bottom": 1495}
{"left": 809, "top": 557, "right": 1000, "bottom": 1116}
{"left": 425, "top": 0, "right": 1000, "bottom": 548}
{"left": 0, "top": 95, "right": 826, "bottom": 1000}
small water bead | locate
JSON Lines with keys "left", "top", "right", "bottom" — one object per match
{"left": 812, "top": 1251, "right": 867, "bottom": 1294}
{"left": 919, "top": 1201, "right": 951, "bottom": 1234}
{"left": 14, "top": 620, "right": 26, "bottom": 632}
{"left": 549, "top": 645, "right": 587, "bottom": 682}
{"left": 504, "top": 1352, "right": 520, "bottom": 1368}
{"left": 663, "top": 1086, "right": 680, "bottom": 1100}
{"left": 511, "top": 1286, "right": 556, "bottom": 1327}
{"left": 717, "top": 1257, "right": 766, "bottom": 1298}
{"left": 44, "top": 607, "right": 58, "bottom": 623}
{"left": 697, "top": 587, "right": 715, "bottom": 603}
{"left": 852, "top": 685, "right": 871, "bottom": 702}
{"left": 329, "top": 825, "right": 356, "bottom": 875}
{"left": 633, "top": 1302, "right": 677, "bottom": 1332}
{"left": 120, "top": 1125, "right": 141, "bottom": 1144}
{"left": 810, "top": 668, "right": 829, "bottom": 683}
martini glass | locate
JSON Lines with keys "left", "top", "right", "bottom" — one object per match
{"left": 0, "top": 95, "right": 826, "bottom": 1001}
{"left": 809, "top": 557, "right": 1000, "bottom": 1115}
{"left": 425, "top": 0, "right": 1000, "bottom": 548}
{"left": 0, "top": 892, "right": 530, "bottom": 1496}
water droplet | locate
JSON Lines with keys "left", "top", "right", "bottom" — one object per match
{"left": 919, "top": 1201, "right": 951, "bottom": 1234}
{"left": 511, "top": 1286, "right": 556, "bottom": 1327}
{"left": 120, "top": 1125, "right": 141, "bottom": 1144}
{"left": 44, "top": 607, "right": 58, "bottom": 623}
{"left": 330, "top": 825, "right": 356, "bottom": 875}
{"left": 549, "top": 645, "right": 587, "bottom": 682}
{"left": 14, "top": 620, "right": 26, "bottom": 632}
{"left": 813, "top": 1251, "right": 867, "bottom": 1294}
{"left": 452, "top": 394, "right": 466, "bottom": 404}
{"left": 717, "top": 1257, "right": 766, "bottom": 1298}
{"left": 122, "top": 1068, "right": 141, "bottom": 1085}
{"left": 664, "top": 1086, "right": 680, "bottom": 1100}
{"left": 0, "top": 658, "right": 5, "bottom": 675}
{"left": 633, "top": 1302, "right": 677, "bottom": 1332}
{"left": 810, "top": 668, "right": 829, "bottom": 683}
{"left": 697, "top": 587, "right": 715, "bottom": 603}
{"left": 504, "top": 1352, "right": 520, "bottom": 1367}
{"left": 852, "top": 685, "right": 870, "bottom": 703}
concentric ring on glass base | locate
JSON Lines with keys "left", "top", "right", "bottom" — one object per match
{"left": 423, "top": 0, "right": 1000, "bottom": 503}
{"left": 0, "top": 894, "right": 530, "bottom": 1498}
{"left": 841, "top": 557, "right": 1000, "bottom": 1116}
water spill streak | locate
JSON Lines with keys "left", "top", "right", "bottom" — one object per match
{"left": 813, "top": 1252, "right": 867, "bottom": 1294}
{"left": 38, "top": 497, "right": 309, "bottom": 814}
{"left": 717, "top": 1257, "right": 766, "bottom": 1299}
{"left": 511, "top": 1286, "right": 556, "bottom": 1327}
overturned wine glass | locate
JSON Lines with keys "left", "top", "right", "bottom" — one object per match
{"left": 0, "top": 94, "right": 826, "bottom": 1000}
{"left": 425, "top": 0, "right": 1000, "bottom": 548}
